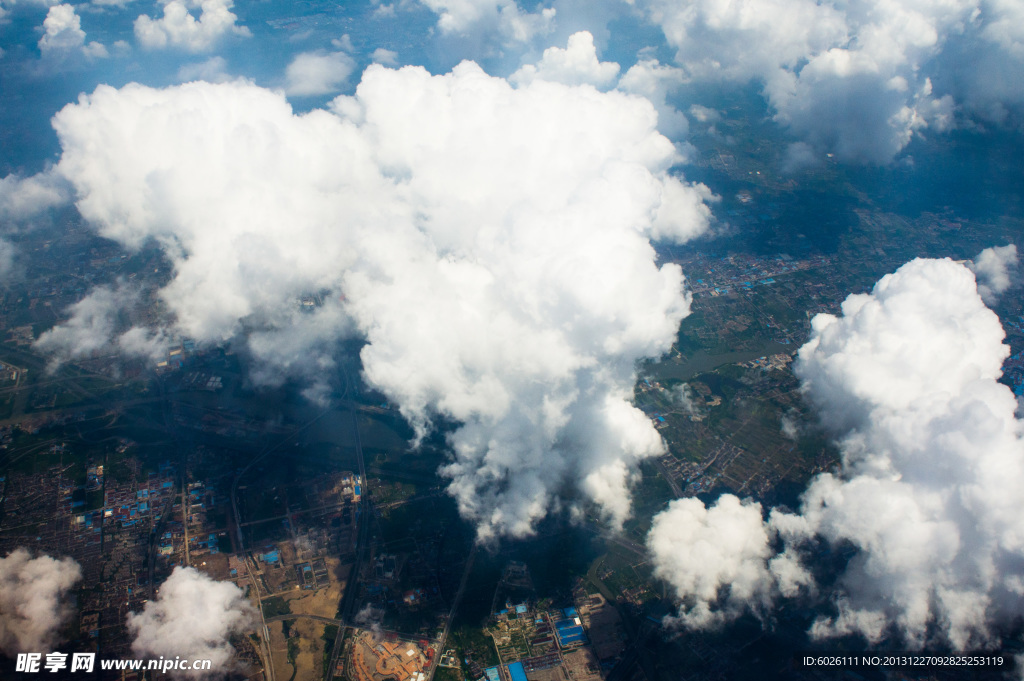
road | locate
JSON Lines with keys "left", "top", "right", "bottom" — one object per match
{"left": 586, "top": 559, "right": 660, "bottom": 681}
{"left": 230, "top": 409, "right": 330, "bottom": 681}
{"left": 324, "top": 401, "right": 369, "bottom": 680}
{"left": 265, "top": 614, "right": 342, "bottom": 626}
{"left": 426, "top": 544, "right": 478, "bottom": 681}
{"left": 181, "top": 472, "right": 191, "bottom": 566}
{"left": 237, "top": 501, "right": 349, "bottom": 527}
{"left": 364, "top": 466, "right": 444, "bottom": 486}
{"left": 652, "top": 457, "right": 684, "bottom": 498}
{"left": 581, "top": 521, "right": 647, "bottom": 558}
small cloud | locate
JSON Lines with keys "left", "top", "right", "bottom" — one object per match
{"left": 116, "top": 326, "right": 169, "bottom": 362}
{"left": 421, "top": 0, "right": 554, "bottom": 43}
{"left": 34, "top": 283, "right": 148, "bottom": 370}
{"left": 688, "top": 104, "right": 719, "bottom": 123}
{"left": 128, "top": 566, "right": 256, "bottom": 678}
{"left": 134, "top": 0, "right": 250, "bottom": 53}
{"left": 970, "top": 244, "right": 1017, "bottom": 304}
{"left": 0, "top": 239, "right": 18, "bottom": 282}
{"left": 284, "top": 50, "right": 355, "bottom": 96}
{"left": 331, "top": 33, "right": 354, "bottom": 52}
{"left": 38, "top": 4, "right": 108, "bottom": 59}
{"left": 177, "top": 55, "right": 229, "bottom": 83}
{"left": 0, "top": 167, "right": 72, "bottom": 221}
{"left": 371, "top": 47, "right": 398, "bottom": 66}
{"left": 0, "top": 549, "right": 82, "bottom": 655}
{"left": 780, "top": 411, "right": 799, "bottom": 439}
{"left": 781, "top": 142, "right": 821, "bottom": 173}
{"left": 647, "top": 495, "right": 805, "bottom": 629}
{"left": 672, "top": 383, "right": 699, "bottom": 417}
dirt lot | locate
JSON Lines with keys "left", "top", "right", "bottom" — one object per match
{"left": 561, "top": 648, "right": 602, "bottom": 681}
{"left": 269, "top": 617, "right": 330, "bottom": 681}
{"left": 283, "top": 557, "right": 345, "bottom": 618}
{"left": 268, "top": 621, "right": 290, "bottom": 679}
{"left": 289, "top": 618, "right": 329, "bottom": 681}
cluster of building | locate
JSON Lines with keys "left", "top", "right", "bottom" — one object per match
{"left": 479, "top": 574, "right": 627, "bottom": 681}
{"left": 295, "top": 556, "right": 330, "bottom": 589}
{"left": 155, "top": 340, "right": 201, "bottom": 372}
{"left": 738, "top": 353, "right": 794, "bottom": 372}
{"left": 0, "top": 441, "right": 188, "bottom": 661}
{"left": 177, "top": 369, "right": 224, "bottom": 392}
{"left": 683, "top": 254, "right": 830, "bottom": 299}
{"left": 236, "top": 470, "right": 362, "bottom": 602}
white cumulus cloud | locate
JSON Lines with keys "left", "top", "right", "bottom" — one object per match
{"left": 0, "top": 240, "right": 16, "bottom": 282}
{"left": 370, "top": 47, "right": 398, "bottom": 66}
{"left": 128, "top": 567, "right": 256, "bottom": 679}
{"left": 284, "top": 50, "right": 356, "bottom": 97}
{"left": 177, "top": 56, "right": 230, "bottom": 83}
{"left": 134, "top": 0, "right": 250, "bottom": 52}
{"left": 45, "top": 62, "right": 712, "bottom": 541}
{"left": 38, "top": 4, "right": 107, "bottom": 59}
{"left": 638, "top": 0, "right": 1023, "bottom": 163}
{"left": 34, "top": 283, "right": 169, "bottom": 369}
{"left": 783, "top": 257, "right": 1024, "bottom": 649}
{"left": 419, "top": 0, "right": 555, "bottom": 43}
{"left": 0, "top": 167, "right": 71, "bottom": 221}
{"left": 0, "top": 548, "right": 82, "bottom": 655}
{"left": 970, "top": 244, "right": 1017, "bottom": 303}
{"left": 511, "top": 31, "right": 619, "bottom": 88}
{"left": 648, "top": 495, "right": 808, "bottom": 629}
{"left": 648, "top": 258, "right": 1024, "bottom": 651}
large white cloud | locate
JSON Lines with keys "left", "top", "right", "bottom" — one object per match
{"left": 127, "top": 567, "right": 255, "bottom": 679}
{"left": 782, "top": 257, "right": 1024, "bottom": 649}
{"left": 794, "top": 258, "right": 1008, "bottom": 429}
{"left": 649, "top": 258, "right": 1024, "bottom": 650}
{"left": 44, "top": 61, "right": 711, "bottom": 541}
{"left": 638, "top": 0, "right": 1020, "bottom": 162}
{"left": 134, "top": 0, "right": 250, "bottom": 52}
{"left": 0, "top": 548, "right": 82, "bottom": 655}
